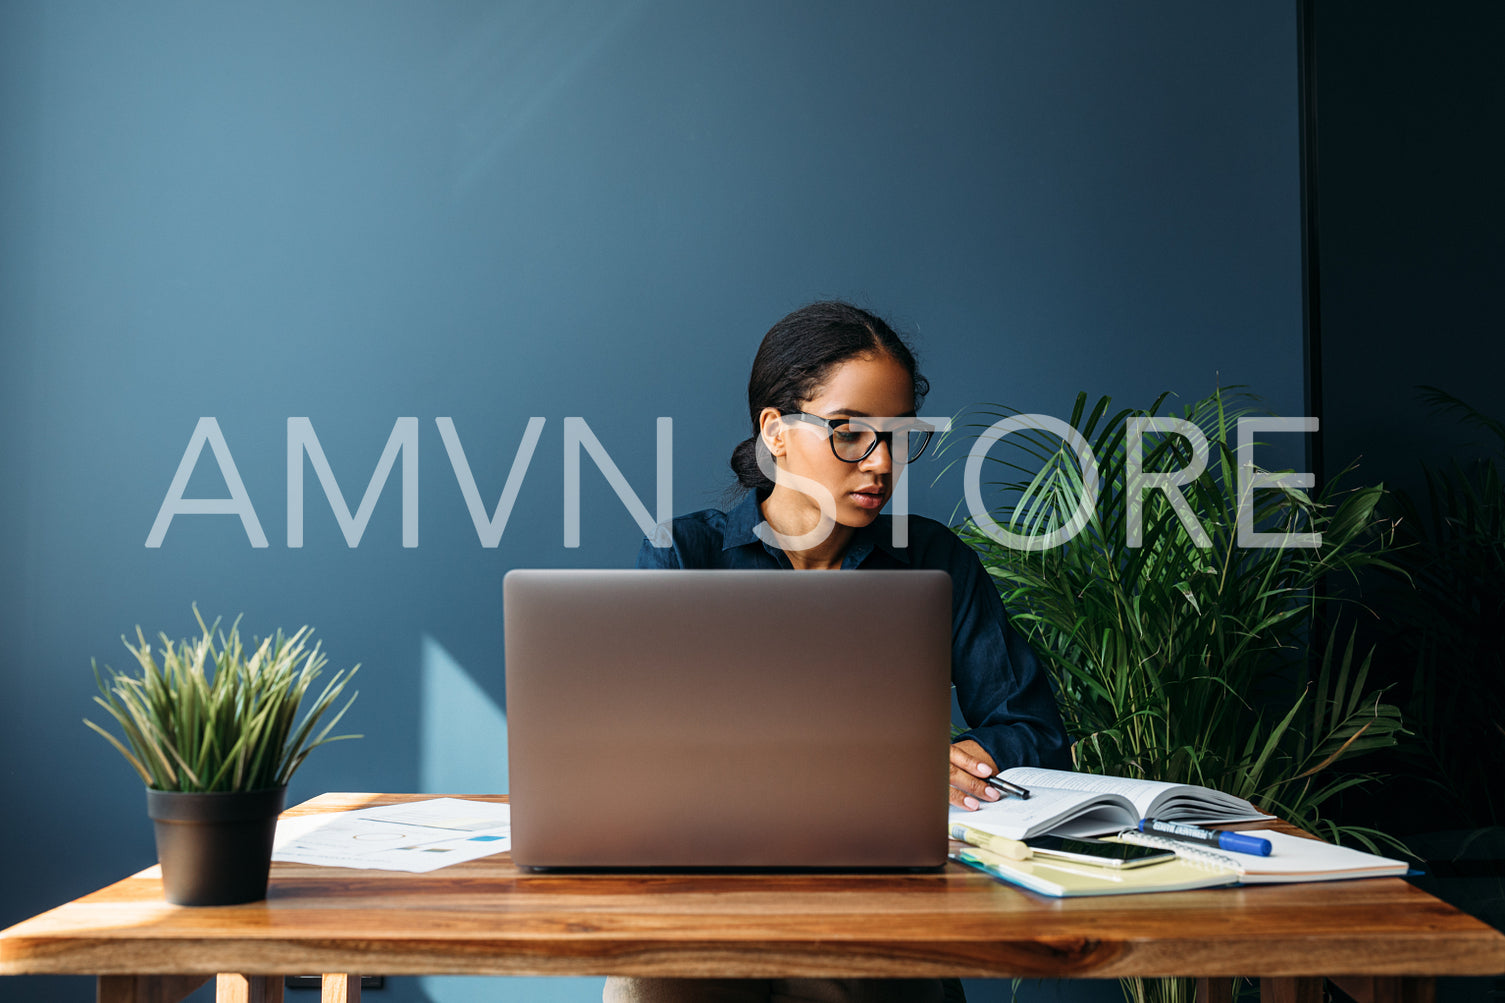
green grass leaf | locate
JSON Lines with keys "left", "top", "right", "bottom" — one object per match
{"left": 84, "top": 608, "right": 360, "bottom": 793}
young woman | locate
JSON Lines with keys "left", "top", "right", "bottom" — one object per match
{"left": 639, "top": 300, "right": 1069, "bottom": 797}
{"left": 604, "top": 302, "right": 1070, "bottom": 1003}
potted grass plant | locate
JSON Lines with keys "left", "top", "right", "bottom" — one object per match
{"left": 943, "top": 388, "right": 1405, "bottom": 1003}
{"left": 85, "top": 607, "right": 359, "bottom": 905}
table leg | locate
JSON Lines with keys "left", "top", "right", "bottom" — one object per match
{"left": 98, "top": 975, "right": 212, "bottom": 1003}
{"left": 1329, "top": 977, "right": 1437, "bottom": 1003}
{"left": 215, "top": 974, "right": 285, "bottom": 1003}
{"left": 320, "top": 974, "right": 360, "bottom": 1003}
{"left": 1261, "top": 978, "right": 1322, "bottom": 1003}
{"left": 1197, "top": 978, "right": 1235, "bottom": 1003}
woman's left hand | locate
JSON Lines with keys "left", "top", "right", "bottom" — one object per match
{"left": 949, "top": 739, "right": 1002, "bottom": 810}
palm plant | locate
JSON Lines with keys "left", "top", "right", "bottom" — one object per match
{"left": 946, "top": 388, "right": 1403, "bottom": 839}
{"left": 942, "top": 388, "right": 1407, "bottom": 1003}
{"left": 86, "top": 606, "right": 360, "bottom": 792}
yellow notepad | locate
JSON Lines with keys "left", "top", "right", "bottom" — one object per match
{"left": 951, "top": 842, "right": 1238, "bottom": 897}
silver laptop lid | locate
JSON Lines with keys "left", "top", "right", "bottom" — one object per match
{"left": 504, "top": 568, "right": 952, "bottom": 869}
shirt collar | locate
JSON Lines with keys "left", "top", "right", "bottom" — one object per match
{"left": 722, "top": 491, "right": 912, "bottom": 566}
{"left": 852, "top": 514, "right": 911, "bottom": 566}
{"left": 722, "top": 491, "right": 766, "bottom": 551}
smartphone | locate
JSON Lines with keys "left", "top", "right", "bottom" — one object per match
{"left": 1024, "top": 836, "right": 1177, "bottom": 870}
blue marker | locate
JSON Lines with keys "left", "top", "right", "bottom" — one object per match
{"left": 1139, "top": 817, "right": 1273, "bottom": 857}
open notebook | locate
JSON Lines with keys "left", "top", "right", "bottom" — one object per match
{"left": 948, "top": 767, "right": 1271, "bottom": 840}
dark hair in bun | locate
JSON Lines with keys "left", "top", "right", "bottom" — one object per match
{"left": 729, "top": 301, "right": 928, "bottom": 495}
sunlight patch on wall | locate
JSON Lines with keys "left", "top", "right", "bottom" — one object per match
{"left": 420, "top": 633, "right": 508, "bottom": 795}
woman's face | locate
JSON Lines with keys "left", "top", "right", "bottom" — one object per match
{"left": 760, "top": 352, "right": 917, "bottom": 529}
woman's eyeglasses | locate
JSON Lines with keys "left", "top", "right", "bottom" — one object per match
{"left": 786, "top": 412, "right": 934, "bottom": 464}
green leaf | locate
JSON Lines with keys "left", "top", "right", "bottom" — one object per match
{"left": 955, "top": 386, "right": 1405, "bottom": 842}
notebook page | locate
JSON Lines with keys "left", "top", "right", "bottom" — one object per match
{"left": 1116, "top": 829, "right": 1408, "bottom": 882}
{"left": 1227, "top": 830, "right": 1407, "bottom": 878}
{"left": 948, "top": 784, "right": 1132, "bottom": 840}
{"left": 1000, "top": 767, "right": 1180, "bottom": 817}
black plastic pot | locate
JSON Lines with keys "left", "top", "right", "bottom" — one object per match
{"left": 145, "top": 786, "right": 287, "bottom": 906}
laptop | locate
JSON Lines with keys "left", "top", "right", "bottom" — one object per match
{"left": 503, "top": 568, "right": 952, "bottom": 870}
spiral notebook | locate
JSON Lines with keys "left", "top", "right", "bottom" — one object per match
{"left": 1113, "top": 829, "right": 1409, "bottom": 884}
{"left": 953, "top": 830, "right": 1407, "bottom": 897}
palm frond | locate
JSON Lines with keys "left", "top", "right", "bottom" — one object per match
{"left": 956, "top": 388, "right": 1403, "bottom": 840}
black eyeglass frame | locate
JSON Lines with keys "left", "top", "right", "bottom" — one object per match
{"left": 784, "top": 411, "right": 935, "bottom": 464}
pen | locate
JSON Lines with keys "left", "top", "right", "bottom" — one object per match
{"left": 986, "top": 776, "right": 1031, "bottom": 800}
{"left": 1138, "top": 817, "right": 1273, "bottom": 857}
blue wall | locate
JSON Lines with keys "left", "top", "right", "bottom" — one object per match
{"left": 0, "top": 4, "right": 1301, "bottom": 1001}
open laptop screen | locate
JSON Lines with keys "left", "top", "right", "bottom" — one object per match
{"left": 504, "top": 568, "right": 952, "bottom": 869}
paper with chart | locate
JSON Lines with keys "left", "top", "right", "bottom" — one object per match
{"left": 272, "top": 798, "right": 511, "bottom": 873}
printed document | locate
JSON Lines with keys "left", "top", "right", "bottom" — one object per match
{"left": 272, "top": 797, "right": 512, "bottom": 873}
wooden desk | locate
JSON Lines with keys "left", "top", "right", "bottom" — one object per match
{"left": 3, "top": 794, "right": 1503, "bottom": 1003}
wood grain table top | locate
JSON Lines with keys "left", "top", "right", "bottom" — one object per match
{"left": 3, "top": 793, "right": 1503, "bottom": 981}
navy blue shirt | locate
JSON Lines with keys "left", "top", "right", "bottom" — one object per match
{"left": 636, "top": 491, "right": 1071, "bottom": 771}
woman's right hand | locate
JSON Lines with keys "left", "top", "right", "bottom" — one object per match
{"left": 949, "top": 739, "right": 1003, "bottom": 811}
